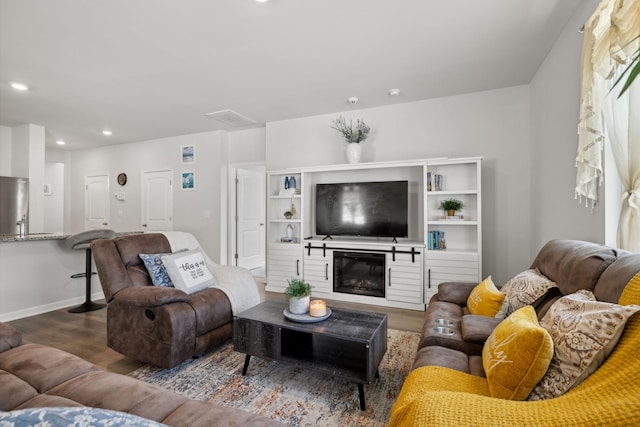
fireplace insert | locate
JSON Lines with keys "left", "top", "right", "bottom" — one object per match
{"left": 333, "top": 251, "right": 385, "bottom": 298}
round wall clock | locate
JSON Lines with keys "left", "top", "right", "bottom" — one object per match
{"left": 117, "top": 173, "right": 128, "bottom": 186}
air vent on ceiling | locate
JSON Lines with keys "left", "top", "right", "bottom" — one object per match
{"left": 205, "top": 109, "right": 257, "bottom": 127}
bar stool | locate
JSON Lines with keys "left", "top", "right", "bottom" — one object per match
{"left": 66, "top": 229, "right": 116, "bottom": 313}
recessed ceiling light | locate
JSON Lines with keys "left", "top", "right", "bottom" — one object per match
{"left": 10, "top": 82, "right": 29, "bottom": 91}
{"left": 56, "top": 140, "right": 66, "bottom": 145}
{"left": 102, "top": 130, "right": 112, "bottom": 136}
{"left": 255, "top": 0, "right": 269, "bottom": 3}
{"left": 388, "top": 89, "right": 401, "bottom": 97}
{"left": 348, "top": 97, "right": 359, "bottom": 104}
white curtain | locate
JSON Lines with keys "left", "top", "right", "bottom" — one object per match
{"left": 576, "top": 0, "right": 640, "bottom": 251}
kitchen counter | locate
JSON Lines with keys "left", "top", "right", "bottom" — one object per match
{"left": 0, "top": 233, "right": 69, "bottom": 242}
{"left": 0, "top": 231, "right": 143, "bottom": 243}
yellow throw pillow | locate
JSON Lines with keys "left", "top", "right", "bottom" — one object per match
{"left": 467, "top": 276, "right": 507, "bottom": 317}
{"left": 619, "top": 271, "right": 640, "bottom": 306}
{"left": 482, "top": 305, "right": 554, "bottom": 400}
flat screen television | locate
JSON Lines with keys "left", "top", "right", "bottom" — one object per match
{"left": 315, "top": 181, "right": 408, "bottom": 238}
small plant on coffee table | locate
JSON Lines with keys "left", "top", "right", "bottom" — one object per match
{"left": 285, "top": 278, "right": 312, "bottom": 315}
{"left": 284, "top": 278, "right": 312, "bottom": 299}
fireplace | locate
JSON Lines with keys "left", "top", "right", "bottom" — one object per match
{"left": 333, "top": 251, "right": 385, "bottom": 298}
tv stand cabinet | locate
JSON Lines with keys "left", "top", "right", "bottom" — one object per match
{"left": 265, "top": 157, "right": 482, "bottom": 312}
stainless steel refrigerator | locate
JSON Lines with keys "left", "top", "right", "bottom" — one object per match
{"left": 0, "top": 176, "right": 29, "bottom": 235}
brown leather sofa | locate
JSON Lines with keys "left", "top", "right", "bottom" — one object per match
{"left": 91, "top": 233, "right": 234, "bottom": 368}
{"left": 0, "top": 322, "right": 281, "bottom": 426}
{"left": 413, "top": 239, "right": 640, "bottom": 375}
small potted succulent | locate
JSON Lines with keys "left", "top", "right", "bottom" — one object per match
{"left": 284, "top": 210, "right": 293, "bottom": 219}
{"left": 439, "top": 198, "right": 464, "bottom": 217}
{"left": 285, "top": 278, "right": 312, "bottom": 314}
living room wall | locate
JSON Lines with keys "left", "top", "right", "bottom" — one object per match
{"left": 529, "top": 0, "right": 603, "bottom": 253}
{"left": 67, "top": 130, "right": 229, "bottom": 262}
{"left": 266, "top": 85, "right": 531, "bottom": 286}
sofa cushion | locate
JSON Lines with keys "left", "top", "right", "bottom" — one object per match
{"left": 594, "top": 254, "right": 640, "bottom": 303}
{"left": 467, "top": 276, "right": 507, "bottom": 318}
{"left": 530, "top": 239, "right": 616, "bottom": 296}
{"left": 461, "top": 315, "right": 503, "bottom": 343}
{"left": 501, "top": 268, "right": 557, "bottom": 315}
{"left": 0, "top": 323, "right": 22, "bottom": 353}
{"left": 162, "top": 248, "right": 216, "bottom": 295}
{"left": 482, "top": 305, "right": 553, "bottom": 400}
{"left": 528, "top": 290, "right": 640, "bottom": 400}
{"left": 437, "top": 282, "right": 478, "bottom": 306}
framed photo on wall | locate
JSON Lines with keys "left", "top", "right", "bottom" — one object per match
{"left": 181, "top": 144, "right": 196, "bottom": 164}
{"left": 181, "top": 171, "right": 196, "bottom": 191}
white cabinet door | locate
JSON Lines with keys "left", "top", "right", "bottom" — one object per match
{"left": 266, "top": 243, "right": 302, "bottom": 293}
{"left": 425, "top": 251, "right": 479, "bottom": 302}
{"left": 303, "top": 249, "right": 332, "bottom": 295}
{"left": 386, "top": 251, "right": 423, "bottom": 304}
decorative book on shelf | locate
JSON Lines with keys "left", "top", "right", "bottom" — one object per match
{"left": 427, "top": 231, "right": 446, "bottom": 250}
{"left": 426, "top": 173, "right": 443, "bottom": 191}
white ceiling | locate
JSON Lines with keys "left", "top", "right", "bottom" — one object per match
{"left": 0, "top": 0, "right": 584, "bottom": 150}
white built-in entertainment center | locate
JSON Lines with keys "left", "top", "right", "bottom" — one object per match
{"left": 266, "top": 157, "right": 482, "bottom": 311}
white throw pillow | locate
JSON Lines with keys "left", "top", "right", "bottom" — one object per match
{"left": 161, "top": 248, "right": 216, "bottom": 295}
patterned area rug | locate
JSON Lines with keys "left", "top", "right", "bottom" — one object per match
{"left": 130, "top": 329, "right": 418, "bottom": 426}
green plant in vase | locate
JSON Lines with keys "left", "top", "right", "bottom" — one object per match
{"left": 285, "top": 278, "right": 312, "bottom": 314}
{"left": 439, "top": 198, "right": 464, "bottom": 217}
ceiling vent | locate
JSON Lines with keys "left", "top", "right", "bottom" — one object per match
{"left": 205, "top": 109, "right": 257, "bottom": 127}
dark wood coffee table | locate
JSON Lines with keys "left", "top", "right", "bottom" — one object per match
{"left": 233, "top": 299, "right": 388, "bottom": 410}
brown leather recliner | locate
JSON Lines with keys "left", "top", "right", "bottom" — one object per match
{"left": 91, "top": 233, "right": 233, "bottom": 368}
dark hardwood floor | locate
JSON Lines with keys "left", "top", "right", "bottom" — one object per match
{"left": 7, "top": 279, "right": 425, "bottom": 375}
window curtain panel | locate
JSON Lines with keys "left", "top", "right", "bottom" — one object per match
{"left": 577, "top": 0, "right": 639, "bottom": 251}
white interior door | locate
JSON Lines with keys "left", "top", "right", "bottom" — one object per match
{"left": 236, "top": 168, "right": 265, "bottom": 269}
{"left": 85, "top": 174, "right": 110, "bottom": 229}
{"left": 142, "top": 169, "right": 173, "bottom": 232}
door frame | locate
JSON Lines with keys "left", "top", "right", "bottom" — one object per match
{"left": 227, "top": 162, "right": 265, "bottom": 267}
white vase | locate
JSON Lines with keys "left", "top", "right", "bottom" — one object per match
{"left": 345, "top": 143, "right": 362, "bottom": 164}
{"left": 288, "top": 295, "right": 310, "bottom": 314}
{"left": 286, "top": 224, "right": 294, "bottom": 238}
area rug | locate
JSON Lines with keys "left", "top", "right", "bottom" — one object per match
{"left": 130, "top": 329, "right": 418, "bottom": 426}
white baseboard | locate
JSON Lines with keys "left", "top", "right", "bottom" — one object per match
{"left": 0, "top": 291, "right": 106, "bottom": 322}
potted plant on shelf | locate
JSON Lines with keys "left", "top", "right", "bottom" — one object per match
{"left": 284, "top": 210, "right": 293, "bottom": 219}
{"left": 285, "top": 278, "right": 312, "bottom": 314}
{"left": 439, "top": 198, "right": 464, "bottom": 217}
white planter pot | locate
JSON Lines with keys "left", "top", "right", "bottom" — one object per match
{"left": 345, "top": 143, "right": 362, "bottom": 164}
{"left": 288, "top": 295, "right": 310, "bottom": 314}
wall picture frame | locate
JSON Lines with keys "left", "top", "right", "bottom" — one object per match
{"left": 181, "top": 144, "right": 195, "bottom": 164}
{"left": 181, "top": 171, "right": 196, "bottom": 191}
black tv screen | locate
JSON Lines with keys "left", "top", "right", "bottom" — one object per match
{"left": 315, "top": 181, "right": 408, "bottom": 238}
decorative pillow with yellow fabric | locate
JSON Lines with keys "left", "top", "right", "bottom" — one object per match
{"left": 501, "top": 268, "right": 557, "bottom": 315}
{"left": 482, "top": 305, "right": 554, "bottom": 400}
{"left": 467, "top": 276, "right": 508, "bottom": 318}
{"left": 528, "top": 290, "right": 640, "bottom": 400}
